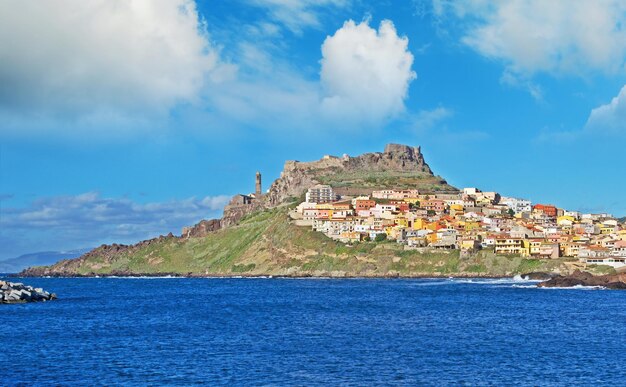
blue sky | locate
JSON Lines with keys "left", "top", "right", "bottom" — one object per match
{"left": 1, "top": 0, "right": 626, "bottom": 259}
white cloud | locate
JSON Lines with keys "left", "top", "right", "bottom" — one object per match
{"left": 193, "top": 18, "right": 418, "bottom": 135}
{"left": 585, "top": 85, "right": 626, "bottom": 134}
{"left": 1, "top": 2, "right": 416, "bottom": 138}
{"left": 500, "top": 71, "right": 544, "bottom": 101}
{"left": 246, "top": 0, "right": 351, "bottom": 33}
{"left": 0, "top": 0, "right": 231, "bottom": 127}
{"left": 320, "top": 20, "right": 417, "bottom": 125}
{"left": 0, "top": 192, "right": 230, "bottom": 258}
{"left": 413, "top": 107, "right": 453, "bottom": 131}
{"left": 435, "top": 0, "right": 626, "bottom": 77}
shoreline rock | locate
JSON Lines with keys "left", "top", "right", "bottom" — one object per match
{"left": 520, "top": 272, "right": 557, "bottom": 281}
{"left": 537, "top": 270, "right": 626, "bottom": 290}
{"left": 0, "top": 280, "right": 57, "bottom": 304}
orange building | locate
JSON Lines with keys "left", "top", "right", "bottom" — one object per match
{"left": 354, "top": 199, "right": 376, "bottom": 212}
{"left": 533, "top": 204, "right": 557, "bottom": 217}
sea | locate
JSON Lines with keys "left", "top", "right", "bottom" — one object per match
{"left": 1, "top": 275, "right": 625, "bottom": 386}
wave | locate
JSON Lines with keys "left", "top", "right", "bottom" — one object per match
{"left": 449, "top": 276, "right": 541, "bottom": 285}
{"left": 537, "top": 284, "right": 606, "bottom": 290}
{"left": 509, "top": 284, "right": 607, "bottom": 290}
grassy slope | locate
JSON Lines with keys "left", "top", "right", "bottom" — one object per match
{"left": 53, "top": 206, "right": 589, "bottom": 277}
{"left": 316, "top": 171, "right": 455, "bottom": 193}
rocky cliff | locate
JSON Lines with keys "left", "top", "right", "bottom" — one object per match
{"left": 263, "top": 143, "right": 440, "bottom": 206}
{"left": 181, "top": 219, "right": 221, "bottom": 238}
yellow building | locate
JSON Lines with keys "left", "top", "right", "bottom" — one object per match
{"left": 561, "top": 242, "right": 581, "bottom": 257}
{"left": 600, "top": 225, "right": 616, "bottom": 234}
{"left": 426, "top": 222, "right": 440, "bottom": 231}
{"left": 460, "top": 239, "right": 479, "bottom": 251}
{"left": 528, "top": 239, "right": 542, "bottom": 256}
{"left": 495, "top": 238, "right": 530, "bottom": 257}
{"left": 465, "top": 221, "right": 480, "bottom": 232}
{"left": 557, "top": 216, "right": 575, "bottom": 226}
{"left": 412, "top": 218, "right": 426, "bottom": 230}
{"left": 394, "top": 217, "right": 409, "bottom": 227}
{"left": 450, "top": 204, "right": 463, "bottom": 212}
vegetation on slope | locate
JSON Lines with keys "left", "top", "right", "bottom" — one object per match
{"left": 316, "top": 170, "right": 455, "bottom": 194}
{"left": 27, "top": 205, "right": 583, "bottom": 277}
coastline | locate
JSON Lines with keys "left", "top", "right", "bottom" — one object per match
{"left": 10, "top": 271, "right": 541, "bottom": 280}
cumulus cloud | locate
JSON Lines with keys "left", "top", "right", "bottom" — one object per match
{"left": 585, "top": 85, "right": 626, "bottom": 134}
{"left": 434, "top": 0, "right": 626, "bottom": 77}
{"left": 0, "top": 0, "right": 231, "bottom": 127}
{"left": 195, "top": 18, "right": 418, "bottom": 134}
{"left": 320, "top": 20, "right": 416, "bottom": 125}
{"left": 1, "top": 2, "right": 416, "bottom": 137}
{"left": 0, "top": 192, "right": 230, "bottom": 258}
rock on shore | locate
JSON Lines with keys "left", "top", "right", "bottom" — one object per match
{"left": 537, "top": 270, "right": 626, "bottom": 290}
{"left": 0, "top": 280, "right": 57, "bottom": 304}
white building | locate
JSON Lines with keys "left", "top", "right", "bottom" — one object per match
{"left": 582, "top": 257, "right": 626, "bottom": 269}
{"left": 372, "top": 189, "right": 419, "bottom": 200}
{"left": 612, "top": 241, "right": 626, "bottom": 257}
{"left": 305, "top": 184, "right": 338, "bottom": 203}
{"left": 500, "top": 196, "right": 532, "bottom": 214}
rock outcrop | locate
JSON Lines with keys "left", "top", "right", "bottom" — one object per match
{"left": 1, "top": 280, "right": 57, "bottom": 303}
{"left": 537, "top": 270, "right": 626, "bottom": 289}
{"left": 181, "top": 219, "right": 222, "bottom": 238}
{"left": 521, "top": 272, "right": 557, "bottom": 281}
{"left": 264, "top": 144, "right": 445, "bottom": 206}
{"left": 221, "top": 195, "right": 264, "bottom": 228}
{"left": 348, "top": 144, "right": 432, "bottom": 173}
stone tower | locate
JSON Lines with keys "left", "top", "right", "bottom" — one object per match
{"left": 255, "top": 171, "right": 262, "bottom": 196}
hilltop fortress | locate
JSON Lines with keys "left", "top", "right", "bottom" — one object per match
{"left": 219, "top": 144, "right": 453, "bottom": 228}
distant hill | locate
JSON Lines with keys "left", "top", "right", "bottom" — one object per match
{"left": 0, "top": 249, "right": 91, "bottom": 274}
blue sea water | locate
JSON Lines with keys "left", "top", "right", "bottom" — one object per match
{"left": 1, "top": 276, "right": 625, "bottom": 386}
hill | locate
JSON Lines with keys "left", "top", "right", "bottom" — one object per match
{"left": 19, "top": 206, "right": 567, "bottom": 278}
{"left": 220, "top": 144, "right": 455, "bottom": 227}
{"left": 19, "top": 143, "right": 577, "bottom": 278}
{"left": 0, "top": 249, "right": 91, "bottom": 274}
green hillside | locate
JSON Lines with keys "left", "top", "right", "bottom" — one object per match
{"left": 316, "top": 171, "right": 455, "bottom": 196}
{"left": 25, "top": 204, "right": 581, "bottom": 277}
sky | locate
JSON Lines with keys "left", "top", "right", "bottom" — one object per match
{"left": 1, "top": 0, "right": 626, "bottom": 259}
